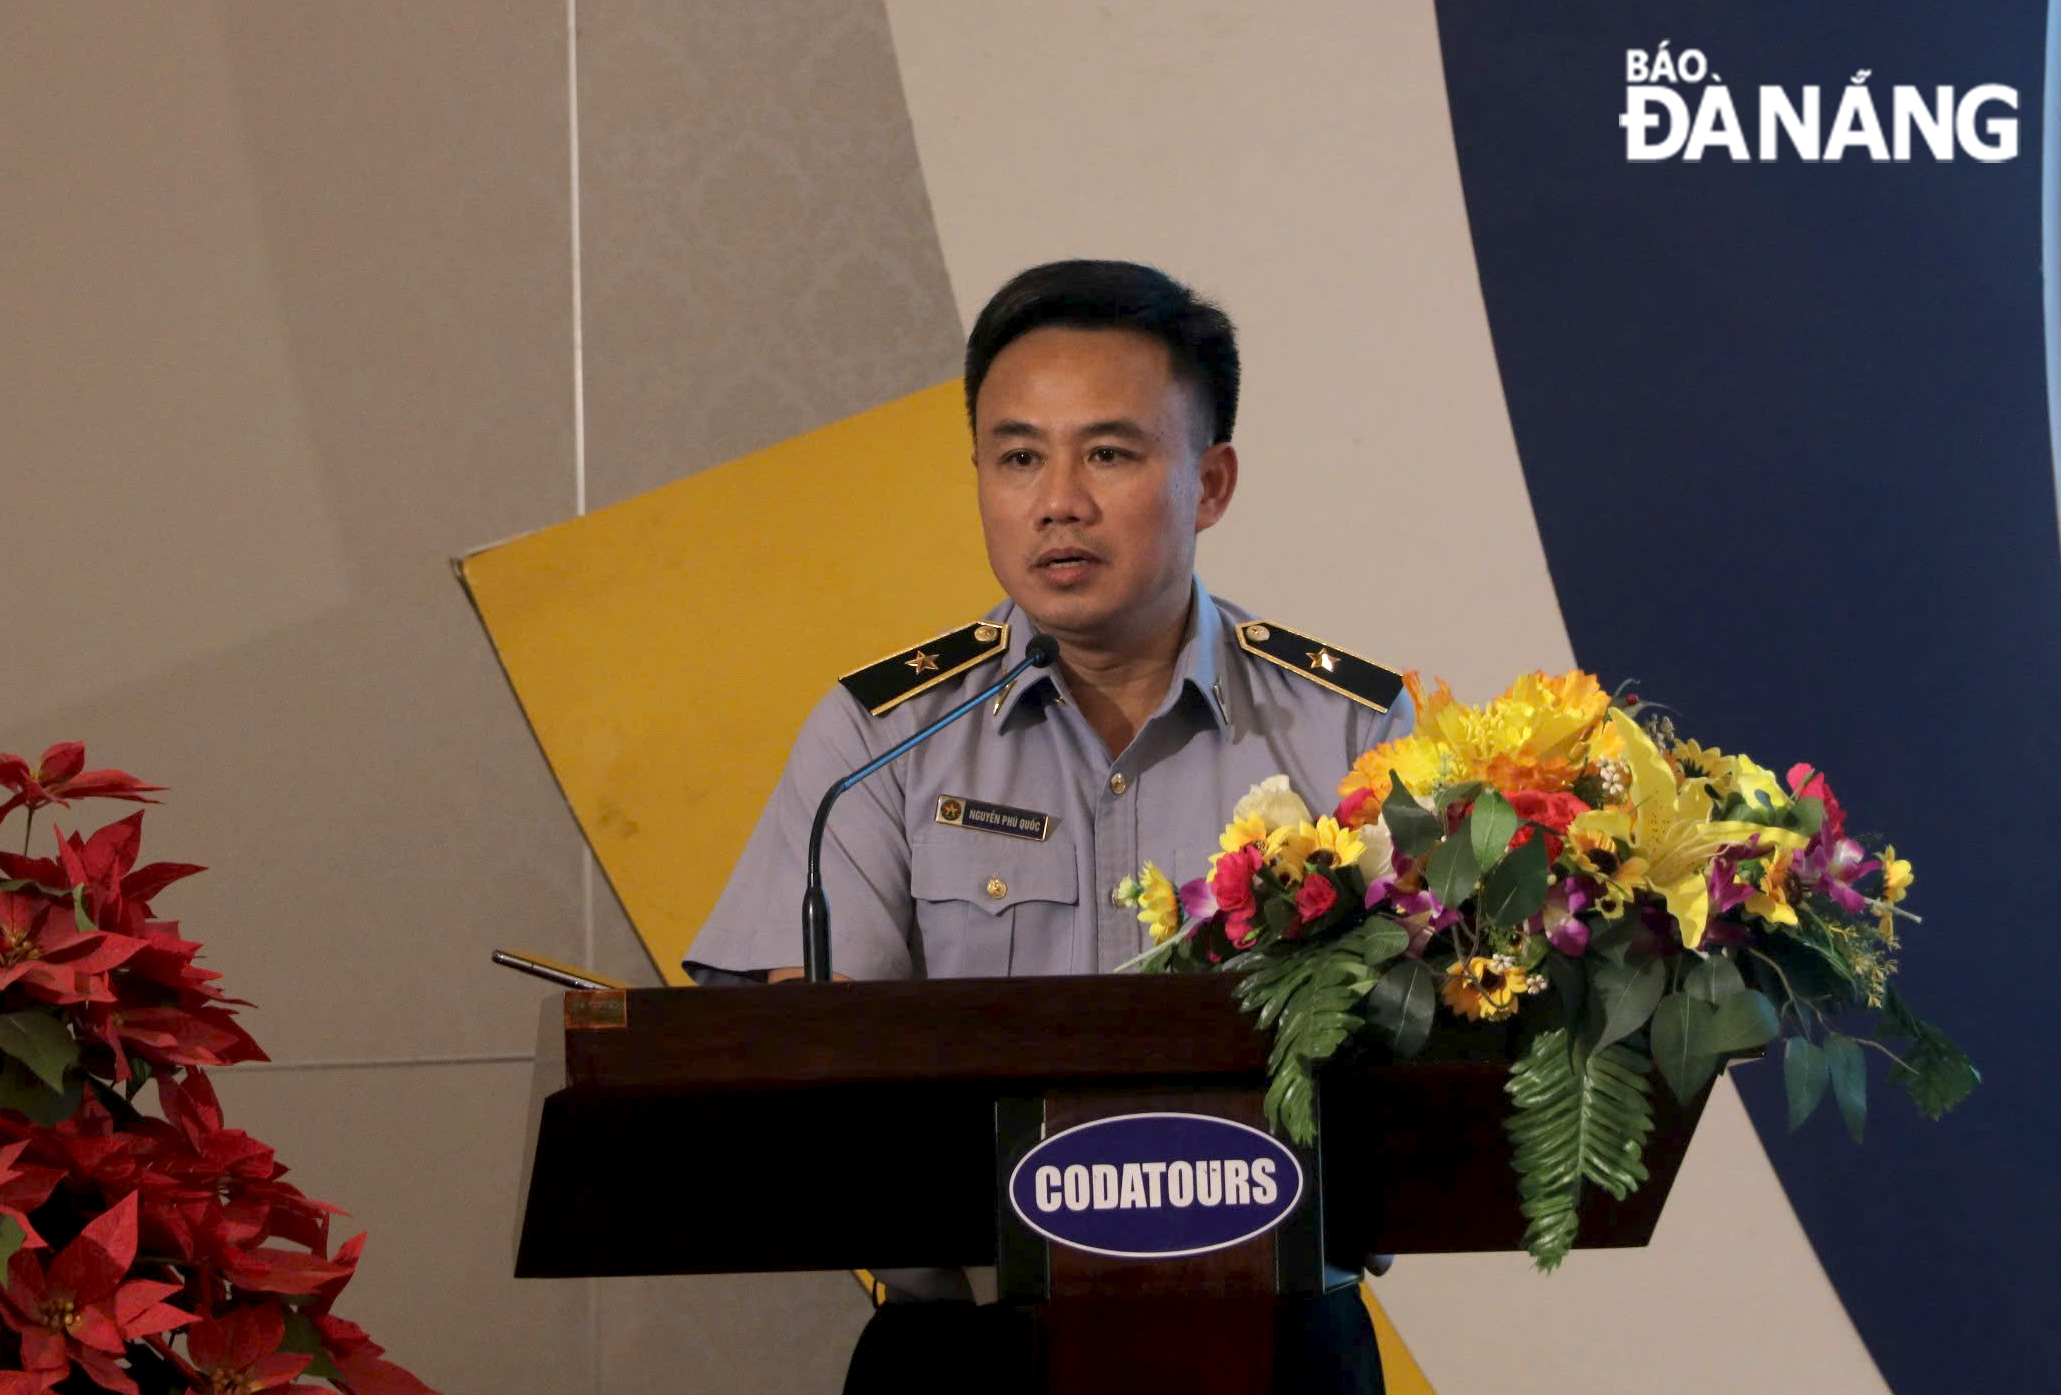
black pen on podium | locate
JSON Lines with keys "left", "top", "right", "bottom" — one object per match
{"left": 800, "top": 633, "right": 1060, "bottom": 982}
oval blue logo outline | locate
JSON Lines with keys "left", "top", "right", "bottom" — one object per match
{"left": 1005, "top": 1111, "right": 1305, "bottom": 1260}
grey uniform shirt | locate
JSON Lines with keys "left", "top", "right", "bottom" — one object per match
{"left": 684, "top": 580, "right": 1415, "bottom": 982}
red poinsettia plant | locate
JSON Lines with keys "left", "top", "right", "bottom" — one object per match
{"left": 0, "top": 743, "right": 433, "bottom": 1395}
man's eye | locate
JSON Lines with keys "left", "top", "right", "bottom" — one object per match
{"left": 1088, "top": 446, "right": 1132, "bottom": 464}
{"left": 1000, "top": 449, "right": 1037, "bottom": 467}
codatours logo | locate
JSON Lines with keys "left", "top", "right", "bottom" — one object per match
{"left": 1621, "top": 41, "right": 2020, "bottom": 163}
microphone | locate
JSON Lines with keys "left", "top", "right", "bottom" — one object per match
{"left": 801, "top": 633, "right": 1060, "bottom": 982}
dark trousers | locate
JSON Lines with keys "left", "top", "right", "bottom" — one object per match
{"left": 843, "top": 1286, "right": 1384, "bottom": 1395}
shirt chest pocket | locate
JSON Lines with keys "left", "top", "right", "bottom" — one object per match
{"left": 909, "top": 832, "right": 1078, "bottom": 977}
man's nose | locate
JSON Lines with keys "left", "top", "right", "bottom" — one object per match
{"left": 1035, "top": 458, "right": 1095, "bottom": 526}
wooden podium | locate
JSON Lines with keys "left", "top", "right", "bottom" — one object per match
{"left": 515, "top": 974, "right": 1713, "bottom": 1392}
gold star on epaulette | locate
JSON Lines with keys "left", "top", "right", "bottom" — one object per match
{"left": 839, "top": 620, "right": 1011, "bottom": 717}
{"left": 1236, "top": 621, "right": 1403, "bottom": 712}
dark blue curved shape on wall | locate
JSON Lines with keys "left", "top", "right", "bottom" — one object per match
{"left": 1433, "top": 4, "right": 2057, "bottom": 1391}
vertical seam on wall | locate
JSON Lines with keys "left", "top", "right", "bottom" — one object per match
{"left": 2045, "top": 0, "right": 2061, "bottom": 561}
{"left": 567, "top": 3, "right": 602, "bottom": 1391}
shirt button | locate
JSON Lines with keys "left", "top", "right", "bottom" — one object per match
{"left": 1108, "top": 772, "right": 1128, "bottom": 796}
{"left": 986, "top": 877, "right": 1008, "bottom": 900}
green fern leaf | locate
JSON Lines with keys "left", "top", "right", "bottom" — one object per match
{"left": 1504, "top": 1029, "right": 1658, "bottom": 1270}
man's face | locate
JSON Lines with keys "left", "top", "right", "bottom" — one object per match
{"left": 972, "top": 326, "right": 1236, "bottom": 653}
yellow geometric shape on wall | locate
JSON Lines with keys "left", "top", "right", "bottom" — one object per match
{"left": 456, "top": 380, "right": 995, "bottom": 983}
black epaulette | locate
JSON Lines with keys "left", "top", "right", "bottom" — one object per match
{"left": 1234, "top": 620, "right": 1404, "bottom": 713}
{"left": 838, "top": 620, "right": 1011, "bottom": 717}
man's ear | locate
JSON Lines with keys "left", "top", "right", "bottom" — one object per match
{"left": 1194, "top": 442, "right": 1238, "bottom": 532}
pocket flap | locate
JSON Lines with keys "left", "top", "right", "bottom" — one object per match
{"left": 910, "top": 833, "right": 1078, "bottom": 916}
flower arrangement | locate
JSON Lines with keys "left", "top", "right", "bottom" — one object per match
{"left": 1118, "top": 673, "right": 1976, "bottom": 1269}
{"left": 0, "top": 743, "right": 433, "bottom": 1394}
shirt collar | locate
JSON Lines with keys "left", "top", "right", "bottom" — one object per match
{"left": 989, "top": 579, "right": 1232, "bottom": 730}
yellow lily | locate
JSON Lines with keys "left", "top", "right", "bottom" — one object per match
{"left": 1575, "top": 711, "right": 1807, "bottom": 949}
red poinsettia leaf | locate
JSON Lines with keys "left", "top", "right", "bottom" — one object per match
{"left": 312, "top": 1311, "right": 374, "bottom": 1355}
{"left": 0, "top": 853, "right": 64, "bottom": 889}
{"left": 111, "top": 1277, "right": 190, "bottom": 1337}
{"left": 307, "top": 1233, "right": 368, "bottom": 1316}
{"left": 68, "top": 1343, "right": 140, "bottom": 1395}
{"left": 249, "top": 1353, "right": 315, "bottom": 1390}
{"left": 334, "top": 1347, "right": 439, "bottom": 1395}
{"left": 119, "top": 861, "right": 205, "bottom": 906}
{"left": 51, "top": 1191, "right": 140, "bottom": 1298}
{"left": 54, "top": 771, "right": 163, "bottom": 805}
{"left": 34, "top": 745, "right": 85, "bottom": 787}
{"left": 0, "top": 1372, "right": 57, "bottom": 1393}
{"left": 159, "top": 1069, "right": 225, "bottom": 1140}
{"left": 68, "top": 1303, "right": 126, "bottom": 1354}
{"left": 224, "top": 1246, "right": 354, "bottom": 1295}
{"left": 77, "top": 813, "right": 146, "bottom": 885}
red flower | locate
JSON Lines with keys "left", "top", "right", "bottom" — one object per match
{"left": 0, "top": 888, "right": 145, "bottom": 1007}
{"left": 184, "top": 1302, "right": 327, "bottom": 1394}
{"left": 0, "top": 745, "right": 163, "bottom": 822}
{"left": 1293, "top": 874, "right": 1338, "bottom": 925}
{"left": 0, "top": 1192, "right": 192, "bottom": 1395}
{"left": 1333, "top": 786, "right": 1379, "bottom": 828}
{"left": 1786, "top": 764, "right": 1848, "bottom": 839}
{"left": 1506, "top": 789, "right": 1590, "bottom": 862}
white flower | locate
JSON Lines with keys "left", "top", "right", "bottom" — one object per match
{"left": 1230, "top": 774, "right": 1312, "bottom": 832}
{"left": 1354, "top": 816, "right": 1396, "bottom": 884}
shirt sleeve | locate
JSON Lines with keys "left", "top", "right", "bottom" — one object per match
{"left": 681, "top": 687, "right": 920, "bottom": 983}
{"left": 1347, "top": 678, "right": 1416, "bottom": 764}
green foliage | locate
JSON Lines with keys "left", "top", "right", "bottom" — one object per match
{"left": 1683, "top": 954, "right": 1745, "bottom": 1004}
{"left": 280, "top": 1309, "right": 345, "bottom": 1381}
{"left": 1505, "top": 1029, "right": 1655, "bottom": 1271}
{"left": 1467, "top": 790, "right": 1521, "bottom": 868}
{"left": 1424, "top": 831, "right": 1480, "bottom": 913}
{"left": 1238, "top": 918, "right": 1411, "bottom": 1144}
{"left": 1649, "top": 993, "right": 1720, "bottom": 1101}
{"left": 1825, "top": 1033, "right": 1868, "bottom": 1142}
{"left": 1783, "top": 1036, "right": 1830, "bottom": 1130}
{"left": 1880, "top": 986, "right": 1980, "bottom": 1119}
{"left": 1382, "top": 775, "right": 1442, "bottom": 859}
{"left": 1478, "top": 835, "right": 1550, "bottom": 928}
{"left": 0, "top": 1008, "right": 79, "bottom": 1094}
{"left": 0, "top": 1217, "right": 22, "bottom": 1275}
{"left": 0, "top": 1053, "right": 79, "bottom": 1125}
{"left": 1590, "top": 957, "right": 1666, "bottom": 1050}
{"left": 1363, "top": 956, "right": 1439, "bottom": 1058}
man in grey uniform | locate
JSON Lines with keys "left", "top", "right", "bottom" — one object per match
{"left": 684, "top": 260, "right": 1411, "bottom": 1394}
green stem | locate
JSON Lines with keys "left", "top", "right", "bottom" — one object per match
{"left": 1746, "top": 946, "right": 1823, "bottom": 1036}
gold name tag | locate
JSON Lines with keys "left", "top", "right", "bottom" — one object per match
{"left": 935, "top": 794, "right": 1050, "bottom": 841}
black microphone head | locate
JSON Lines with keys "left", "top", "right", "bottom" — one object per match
{"left": 1025, "top": 633, "right": 1060, "bottom": 668}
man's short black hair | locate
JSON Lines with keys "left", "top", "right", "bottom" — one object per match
{"left": 964, "top": 260, "right": 1239, "bottom": 447}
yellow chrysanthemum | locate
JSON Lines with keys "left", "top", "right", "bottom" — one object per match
{"left": 1338, "top": 669, "right": 1617, "bottom": 809}
{"left": 1133, "top": 863, "right": 1181, "bottom": 943}
{"left": 1338, "top": 732, "right": 1447, "bottom": 811}
{"left": 1569, "top": 710, "right": 1808, "bottom": 949}
{"left": 1440, "top": 956, "right": 1529, "bottom": 1022}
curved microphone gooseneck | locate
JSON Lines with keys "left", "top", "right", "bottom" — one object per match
{"left": 801, "top": 634, "right": 1060, "bottom": 982}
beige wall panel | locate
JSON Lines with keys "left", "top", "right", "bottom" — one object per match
{"left": 211, "top": 1059, "right": 590, "bottom": 1395}
{"left": 0, "top": 5, "right": 350, "bottom": 725}
{"left": 577, "top": 0, "right": 964, "bottom": 509}
{"left": 594, "top": 1270, "right": 873, "bottom": 1394}
{"left": 2, "top": 0, "right": 588, "bottom": 1061}
{"left": 885, "top": 0, "right": 1570, "bottom": 701}
{"left": 885, "top": 5, "right": 1889, "bottom": 1393}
